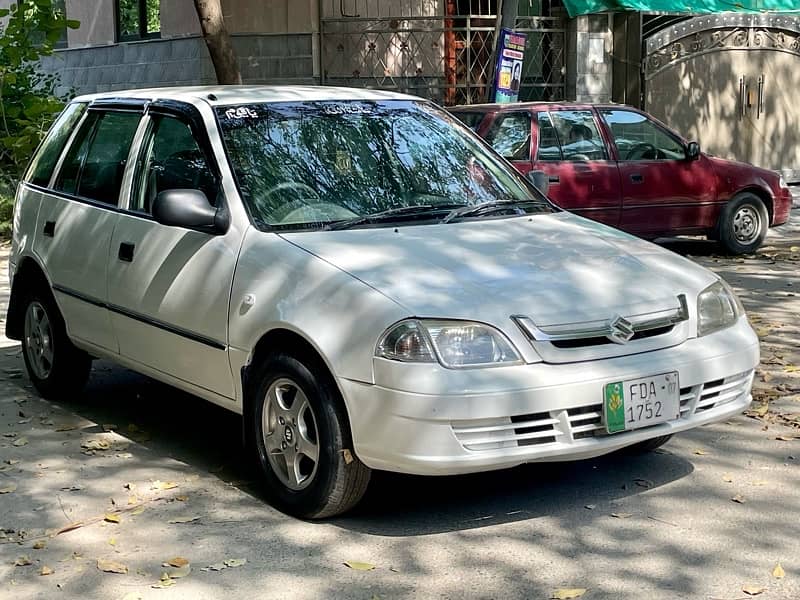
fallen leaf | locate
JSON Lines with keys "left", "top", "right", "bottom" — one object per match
{"left": 39, "top": 566, "right": 53, "bottom": 576}
{"left": 102, "top": 424, "right": 117, "bottom": 432}
{"left": 610, "top": 512, "right": 633, "bottom": 519}
{"left": 81, "top": 439, "right": 110, "bottom": 451}
{"left": 732, "top": 494, "right": 746, "bottom": 504}
{"left": 175, "top": 495, "right": 188, "bottom": 502}
{"left": 168, "top": 516, "right": 199, "bottom": 524}
{"left": 201, "top": 562, "right": 226, "bottom": 572}
{"left": 750, "top": 481, "right": 768, "bottom": 487}
{"left": 14, "top": 555, "right": 32, "bottom": 566}
{"left": 61, "top": 484, "right": 83, "bottom": 492}
{"left": 166, "top": 564, "right": 191, "bottom": 579}
{"left": 54, "top": 425, "right": 77, "bottom": 432}
{"left": 785, "top": 365, "right": 799, "bottom": 373}
{"left": 97, "top": 558, "right": 128, "bottom": 574}
{"left": 151, "top": 481, "right": 178, "bottom": 491}
{"left": 17, "top": 418, "right": 30, "bottom": 425}
{"left": 131, "top": 506, "right": 145, "bottom": 516}
{"left": 723, "top": 474, "right": 734, "bottom": 483}
{"left": 693, "top": 449, "right": 709, "bottom": 455}
{"left": 584, "top": 504, "right": 596, "bottom": 510}
{"left": 775, "top": 436, "right": 796, "bottom": 441}
{"left": 120, "top": 594, "right": 143, "bottom": 600}
{"left": 109, "top": 538, "right": 117, "bottom": 546}
{"left": 165, "top": 557, "right": 189, "bottom": 568}
{"left": 634, "top": 478, "right": 654, "bottom": 488}
{"left": 742, "top": 584, "right": 766, "bottom": 596}
{"left": 11, "top": 437, "right": 28, "bottom": 447}
{"left": 104, "top": 514, "right": 121, "bottom": 524}
{"left": 551, "top": 589, "right": 587, "bottom": 599}
{"left": 33, "top": 541, "right": 47, "bottom": 550}
{"left": 773, "top": 563, "right": 785, "bottom": 579}
{"left": 344, "top": 561, "right": 374, "bottom": 571}
{"left": 0, "top": 483, "right": 17, "bottom": 494}
{"left": 224, "top": 558, "right": 246, "bottom": 568}
{"left": 6, "top": 459, "right": 19, "bottom": 465}
{"left": 342, "top": 449, "right": 354, "bottom": 464}
{"left": 152, "top": 578, "right": 176, "bottom": 589}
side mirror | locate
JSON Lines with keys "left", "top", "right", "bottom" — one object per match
{"left": 526, "top": 170, "right": 550, "bottom": 195}
{"left": 686, "top": 141, "right": 701, "bottom": 161}
{"left": 152, "top": 189, "right": 227, "bottom": 234}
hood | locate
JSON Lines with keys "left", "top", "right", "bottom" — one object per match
{"left": 280, "top": 213, "right": 717, "bottom": 328}
{"left": 706, "top": 154, "right": 781, "bottom": 186}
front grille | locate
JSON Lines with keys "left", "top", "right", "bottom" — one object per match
{"left": 451, "top": 370, "right": 754, "bottom": 452}
{"left": 551, "top": 325, "right": 674, "bottom": 349}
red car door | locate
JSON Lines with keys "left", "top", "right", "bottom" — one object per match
{"left": 531, "top": 108, "right": 621, "bottom": 227}
{"left": 598, "top": 108, "right": 718, "bottom": 237}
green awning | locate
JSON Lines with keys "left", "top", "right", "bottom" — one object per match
{"left": 562, "top": 0, "right": 800, "bottom": 17}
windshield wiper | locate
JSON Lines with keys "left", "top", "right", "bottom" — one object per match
{"left": 325, "top": 203, "right": 467, "bottom": 231}
{"left": 441, "top": 198, "right": 548, "bottom": 224}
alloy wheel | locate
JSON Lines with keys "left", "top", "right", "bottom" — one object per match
{"left": 24, "top": 301, "right": 54, "bottom": 380}
{"left": 262, "top": 378, "right": 320, "bottom": 490}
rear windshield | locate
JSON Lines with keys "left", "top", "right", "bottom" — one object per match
{"left": 24, "top": 103, "right": 87, "bottom": 187}
{"left": 448, "top": 111, "right": 486, "bottom": 131}
{"left": 216, "top": 100, "right": 549, "bottom": 230}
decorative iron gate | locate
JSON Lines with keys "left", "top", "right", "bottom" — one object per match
{"left": 320, "top": 0, "right": 566, "bottom": 105}
{"left": 643, "top": 13, "right": 800, "bottom": 181}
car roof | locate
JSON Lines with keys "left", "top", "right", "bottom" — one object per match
{"left": 72, "top": 85, "right": 420, "bottom": 106}
{"left": 448, "top": 101, "right": 633, "bottom": 112}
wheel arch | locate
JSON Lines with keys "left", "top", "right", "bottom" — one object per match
{"left": 6, "top": 255, "right": 52, "bottom": 341}
{"left": 241, "top": 327, "right": 356, "bottom": 443}
{"left": 734, "top": 185, "right": 774, "bottom": 224}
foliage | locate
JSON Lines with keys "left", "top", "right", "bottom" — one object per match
{"left": 119, "top": 0, "right": 160, "bottom": 38}
{"left": 0, "top": 0, "right": 78, "bottom": 235}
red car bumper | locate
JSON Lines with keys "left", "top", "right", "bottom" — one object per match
{"left": 773, "top": 187, "right": 793, "bottom": 226}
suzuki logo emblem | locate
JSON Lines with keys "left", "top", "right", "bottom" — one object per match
{"left": 608, "top": 315, "right": 635, "bottom": 344}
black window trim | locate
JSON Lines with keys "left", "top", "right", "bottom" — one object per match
{"left": 115, "top": 0, "right": 161, "bottom": 42}
{"left": 535, "top": 110, "right": 563, "bottom": 162}
{"left": 126, "top": 103, "right": 223, "bottom": 218}
{"left": 598, "top": 107, "right": 688, "bottom": 163}
{"left": 22, "top": 101, "right": 89, "bottom": 188}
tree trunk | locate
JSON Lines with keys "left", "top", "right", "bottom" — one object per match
{"left": 192, "top": 0, "right": 242, "bottom": 85}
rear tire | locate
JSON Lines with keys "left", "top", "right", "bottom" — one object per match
{"left": 624, "top": 434, "right": 673, "bottom": 454}
{"left": 717, "top": 193, "right": 769, "bottom": 255}
{"left": 21, "top": 289, "right": 91, "bottom": 399}
{"left": 245, "top": 352, "right": 371, "bottom": 519}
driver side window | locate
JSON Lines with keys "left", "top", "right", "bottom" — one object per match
{"left": 600, "top": 109, "right": 685, "bottom": 161}
{"left": 131, "top": 115, "right": 216, "bottom": 214}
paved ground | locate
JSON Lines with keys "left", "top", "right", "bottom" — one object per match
{"left": 1, "top": 201, "right": 800, "bottom": 600}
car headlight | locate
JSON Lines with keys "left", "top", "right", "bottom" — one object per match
{"left": 697, "top": 280, "right": 744, "bottom": 336}
{"left": 376, "top": 319, "right": 522, "bottom": 368}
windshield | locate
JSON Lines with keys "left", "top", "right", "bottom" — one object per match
{"left": 215, "top": 100, "right": 552, "bottom": 230}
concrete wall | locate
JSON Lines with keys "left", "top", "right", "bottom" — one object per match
{"left": 41, "top": 34, "right": 315, "bottom": 96}
{"left": 567, "top": 13, "right": 612, "bottom": 103}
{"left": 162, "top": 0, "right": 202, "bottom": 37}
{"left": 65, "top": 0, "right": 115, "bottom": 46}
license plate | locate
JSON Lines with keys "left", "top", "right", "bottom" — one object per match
{"left": 604, "top": 372, "right": 680, "bottom": 434}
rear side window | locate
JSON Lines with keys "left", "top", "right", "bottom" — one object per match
{"left": 55, "top": 111, "right": 142, "bottom": 204}
{"left": 483, "top": 113, "right": 531, "bottom": 161}
{"left": 450, "top": 111, "right": 486, "bottom": 131}
{"left": 24, "top": 103, "right": 87, "bottom": 187}
{"left": 536, "top": 112, "right": 562, "bottom": 161}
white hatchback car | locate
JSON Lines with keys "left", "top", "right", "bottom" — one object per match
{"left": 8, "top": 86, "right": 759, "bottom": 518}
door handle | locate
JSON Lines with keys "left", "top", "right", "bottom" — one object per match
{"left": 118, "top": 242, "right": 135, "bottom": 262}
{"left": 548, "top": 175, "right": 560, "bottom": 184}
{"left": 43, "top": 220, "right": 55, "bottom": 237}
{"left": 630, "top": 174, "right": 644, "bottom": 184}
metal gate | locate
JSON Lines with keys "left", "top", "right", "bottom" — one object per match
{"left": 320, "top": 0, "right": 566, "bottom": 105}
{"left": 643, "top": 13, "right": 800, "bottom": 181}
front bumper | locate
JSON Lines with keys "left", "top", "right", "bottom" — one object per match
{"left": 774, "top": 186, "right": 793, "bottom": 226}
{"left": 340, "top": 317, "right": 759, "bottom": 475}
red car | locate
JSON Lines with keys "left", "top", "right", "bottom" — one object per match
{"left": 449, "top": 102, "right": 792, "bottom": 254}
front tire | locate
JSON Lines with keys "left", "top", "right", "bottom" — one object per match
{"left": 21, "top": 290, "right": 91, "bottom": 399}
{"left": 623, "top": 434, "right": 673, "bottom": 454}
{"left": 246, "top": 353, "right": 370, "bottom": 519}
{"left": 717, "top": 193, "right": 769, "bottom": 254}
